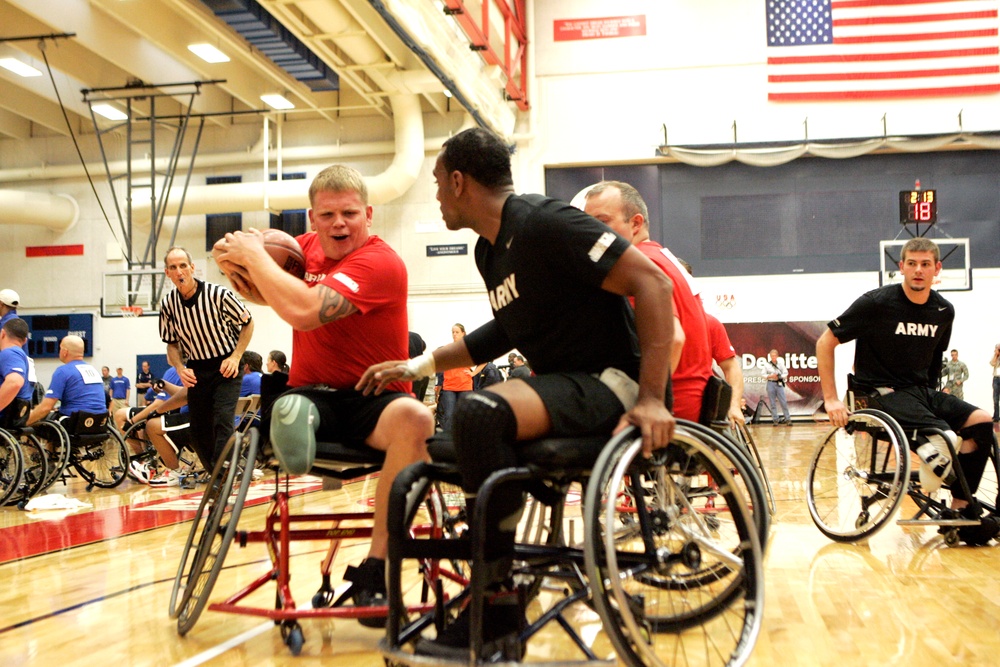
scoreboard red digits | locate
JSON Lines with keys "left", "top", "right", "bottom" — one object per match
{"left": 899, "top": 189, "right": 937, "bottom": 225}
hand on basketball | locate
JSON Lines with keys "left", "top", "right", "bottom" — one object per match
{"left": 824, "top": 397, "right": 850, "bottom": 428}
{"left": 615, "top": 396, "right": 675, "bottom": 458}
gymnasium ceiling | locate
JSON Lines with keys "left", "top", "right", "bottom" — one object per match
{"left": 0, "top": 0, "right": 524, "bottom": 144}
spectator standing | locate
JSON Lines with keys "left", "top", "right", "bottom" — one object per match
{"left": 507, "top": 354, "right": 531, "bottom": 380}
{"left": 100, "top": 365, "right": 112, "bottom": 410}
{"left": 136, "top": 360, "right": 154, "bottom": 406}
{"left": 109, "top": 367, "right": 131, "bottom": 413}
{"left": 763, "top": 349, "right": 791, "bottom": 425}
{"left": 436, "top": 323, "right": 475, "bottom": 431}
{"left": 990, "top": 344, "right": 1000, "bottom": 423}
{"left": 159, "top": 246, "right": 254, "bottom": 471}
{"left": 942, "top": 349, "right": 969, "bottom": 399}
{"left": 0, "top": 289, "right": 21, "bottom": 330}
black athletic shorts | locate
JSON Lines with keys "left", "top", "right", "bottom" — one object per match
{"left": 514, "top": 372, "right": 626, "bottom": 437}
{"left": 874, "top": 385, "right": 977, "bottom": 434}
{"left": 158, "top": 412, "right": 192, "bottom": 453}
{"left": 280, "top": 387, "right": 412, "bottom": 448}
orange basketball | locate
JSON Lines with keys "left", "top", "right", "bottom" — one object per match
{"left": 261, "top": 229, "right": 306, "bottom": 278}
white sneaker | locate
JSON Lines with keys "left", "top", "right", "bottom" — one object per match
{"left": 149, "top": 469, "right": 181, "bottom": 487}
{"left": 130, "top": 460, "right": 153, "bottom": 485}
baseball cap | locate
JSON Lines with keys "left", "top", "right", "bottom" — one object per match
{"left": 0, "top": 289, "right": 19, "bottom": 307}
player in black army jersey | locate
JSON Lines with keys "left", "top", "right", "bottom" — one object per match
{"left": 817, "top": 237, "right": 999, "bottom": 546}
{"left": 359, "top": 127, "right": 676, "bottom": 658}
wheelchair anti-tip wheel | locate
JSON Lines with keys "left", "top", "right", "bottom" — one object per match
{"left": 584, "top": 424, "right": 764, "bottom": 667}
{"left": 174, "top": 429, "right": 258, "bottom": 635}
{"left": 807, "top": 409, "right": 910, "bottom": 543}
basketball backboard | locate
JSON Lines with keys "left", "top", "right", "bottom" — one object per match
{"left": 101, "top": 269, "right": 169, "bottom": 317}
{"left": 879, "top": 237, "right": 971, "bottom": 292}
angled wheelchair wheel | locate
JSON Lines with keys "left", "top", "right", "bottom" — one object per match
{"left": 0, "top": 430, "right": 24, "bottom": 506}
{"left": 584, "top": 424, "right": 764, "bottom": 667}
{"left": 807, "top": 409, "right": 910, "bottom": 543}
{"left": 683, "top": 421, "right": 771, "bottom": 550}
{"left": 73, "top": 428, "right": 129, "bottom": 488}
{"left": 731, "top": 421, "right": 777, "bottom": 516}
{"left": 8, "top": 434, "right": 48, "bottom": 507}
{"left": 175, "top": 429, "right": 258, "bottom": 635}
{"left": 32, "top": 421, "right": 71, "bottom": 494}
{"left": 972, "top": 438, "right": 999, "bottom": 516}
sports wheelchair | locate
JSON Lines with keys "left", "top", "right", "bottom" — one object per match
{"left": 382, "top": 420, "right": 765, "bottom": 667}
{"left": 169, "top": 426, "right": 465, "bottom": 656}
{"left": 0, "top": 398, "right": 51, "bottom": 507}
{"left": 806, "top": 385, "right": 999, "bottom": 545}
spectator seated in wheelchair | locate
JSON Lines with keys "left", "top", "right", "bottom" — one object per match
{"left": 0, "top": 318, "right": 33, "bottom": 428}
{"left": 817, "top": 236, "right": 999, "bottom": 546}
{"left": 27, "top": 335, "right": 108, "bottom": 427}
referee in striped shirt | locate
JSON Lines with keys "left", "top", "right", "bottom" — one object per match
{"left": 160, "top": 246, "right": 254, "bottom": 470}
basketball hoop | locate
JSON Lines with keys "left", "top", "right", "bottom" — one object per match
{"left": 120, "top": 305, "right": 143, "bottom": 318}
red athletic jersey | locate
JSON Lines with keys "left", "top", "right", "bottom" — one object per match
{"left": 705, "top": 313, "right": 736, "bottom": 363}
{"left": 290, "top": 234, "right": 410, "bottom": 393}
{"left": 638, "top": 241, "right": 713, "bottom": 421}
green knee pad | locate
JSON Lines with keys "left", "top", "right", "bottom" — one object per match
{"left": 270, "top": 394, "right": 319, "bottom": 475}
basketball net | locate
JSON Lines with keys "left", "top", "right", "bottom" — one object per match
{"left": 120, "top": 305, "right": 143, "bottom": 318}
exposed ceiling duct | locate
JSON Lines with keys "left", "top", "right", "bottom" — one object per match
{"left": 0, "top": 190, "right": 78, "bottom": 231}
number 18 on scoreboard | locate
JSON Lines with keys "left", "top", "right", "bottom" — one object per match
{"left": 899, "top": 189, "right": 937, "bottom": 225}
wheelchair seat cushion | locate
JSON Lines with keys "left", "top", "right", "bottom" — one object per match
{"left": 428, "top": 432, "right": 609, "bottom": 471}
{"left": 314, "top": 440, "right": 385, "bottom": 466}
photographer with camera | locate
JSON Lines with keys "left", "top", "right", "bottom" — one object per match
{"left": 764, "top": 348, "right": 791, "bottom": 425}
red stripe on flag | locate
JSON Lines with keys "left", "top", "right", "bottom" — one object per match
{"left": 834, "top": 28, "right": 998, "bottom": 44}
{"left": 834, "top": 10, "right": 998, "bottom": 26}
{"left": 768, "top": 83, "right": 1000, "bottom": 101}
{"left": 769, "top": 64, "right": 999, "bottom": 82}
{"left": 26, "top": 244, "right": 84, "bottom": 257}
{"left": 768, "top": 46, "right": 999, "bottom": 65}
{"left": 833, "top": 0, "right": 965, "bottom": 7}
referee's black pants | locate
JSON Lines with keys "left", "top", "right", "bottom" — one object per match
{"left": 187, "top": 357, "right": 242, "bottom": 471}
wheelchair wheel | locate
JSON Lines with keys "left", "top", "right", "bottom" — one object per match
{"left": 8, "top": 434, "right": 48, "bottom": 507}
{"left": 682, "top": 421, "right": 771, "bottom": 549}
{"left": 730, "top": 421, "right": 777, "bottom": 516}
{"left": 973, "top": 440, "right": 999, "bottom": 516}
{"left": 175, "top": 429, "right": 258, "bottom": 635}
{"left": 807, "top": 409, "right": 910, "bottom": 542}
{"left": 33, "top": 421, "right": 71, "bottom": 494}
{"left": 72, "top": 428, "right": 129, "bottom": 488}
{"left": 0, "top": 430, "right": 24, "bottom": 506}
{"left": 584, "top": 425, "right": 764, "bottom": 667}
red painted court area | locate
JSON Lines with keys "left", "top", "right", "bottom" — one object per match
{"left": 0, "top": 481, "right": 323, "bottom": 564}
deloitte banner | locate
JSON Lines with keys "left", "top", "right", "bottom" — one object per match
{"left": 725, "top": 321, "right": 827, "bottom": 419}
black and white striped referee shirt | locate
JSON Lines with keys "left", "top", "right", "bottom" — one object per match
{"left": 159, "top": 279, "right": 251, "bottom": 362}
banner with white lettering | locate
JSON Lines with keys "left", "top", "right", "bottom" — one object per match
{"left": 725, "top": 321, "right": 826, "bottom": 419}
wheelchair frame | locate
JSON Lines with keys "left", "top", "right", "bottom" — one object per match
{"left": 807, "top": 405, "right": 999, "bottom": 545}
{"left": 382, "top": 422, "right": 764, "bottom": 667}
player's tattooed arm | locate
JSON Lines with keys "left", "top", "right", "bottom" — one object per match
{"left": 317, "top": 284, "right": 358, "bottom": 323}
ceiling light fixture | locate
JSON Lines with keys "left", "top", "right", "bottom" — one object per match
{"left": 91, "top": 104, "right": 129, "bottom": 121}
{"left": 187, "top": 43, "right": 230, "bottom": 64}
{"left": 0, "top": 58, "right": 42, "bottom": 77}
{"left": 260, "top": 94, "right": 295, "bottom": 110}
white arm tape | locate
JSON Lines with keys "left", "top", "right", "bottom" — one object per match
{"left": 405, "top": 353, "right": 436, "bottom": 379}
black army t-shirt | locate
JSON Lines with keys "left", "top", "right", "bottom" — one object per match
{"left": 828, "top": 283, "right": 953, "bottom": 390}
{"left": 466, "top": 193, "right": 641, "bottom": 380}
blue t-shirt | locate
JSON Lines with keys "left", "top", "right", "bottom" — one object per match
{"left": 0, "top": 346, "right": 32, "bottom": 419}
{"left": 240, "top": 371, "right": 262, "bottom": 397}
{"left": 46, "top": 360, "right": 108, "bottom": 416}
{"left": 109, "top": 375, "right": 130, "bottom": 399}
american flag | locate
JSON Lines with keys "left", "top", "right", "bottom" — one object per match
{"left": 766, "top": 0, "right": 1000, "bottom": 101}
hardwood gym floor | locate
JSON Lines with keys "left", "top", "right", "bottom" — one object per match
{"left": 1, "top": 423, "right": 997, "bottom": 666}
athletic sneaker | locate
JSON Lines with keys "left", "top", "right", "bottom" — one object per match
{"left": 129, "top": 460, "right": 153, "bottom": 485}
{"left": 149, "top": 469, "right": 181, "bottom": 487}
{"left": 414, "top": 596, "right": 525, "bottom": 661}
{"left": 342, "top": 558, "right": 389, "bottom": 628}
